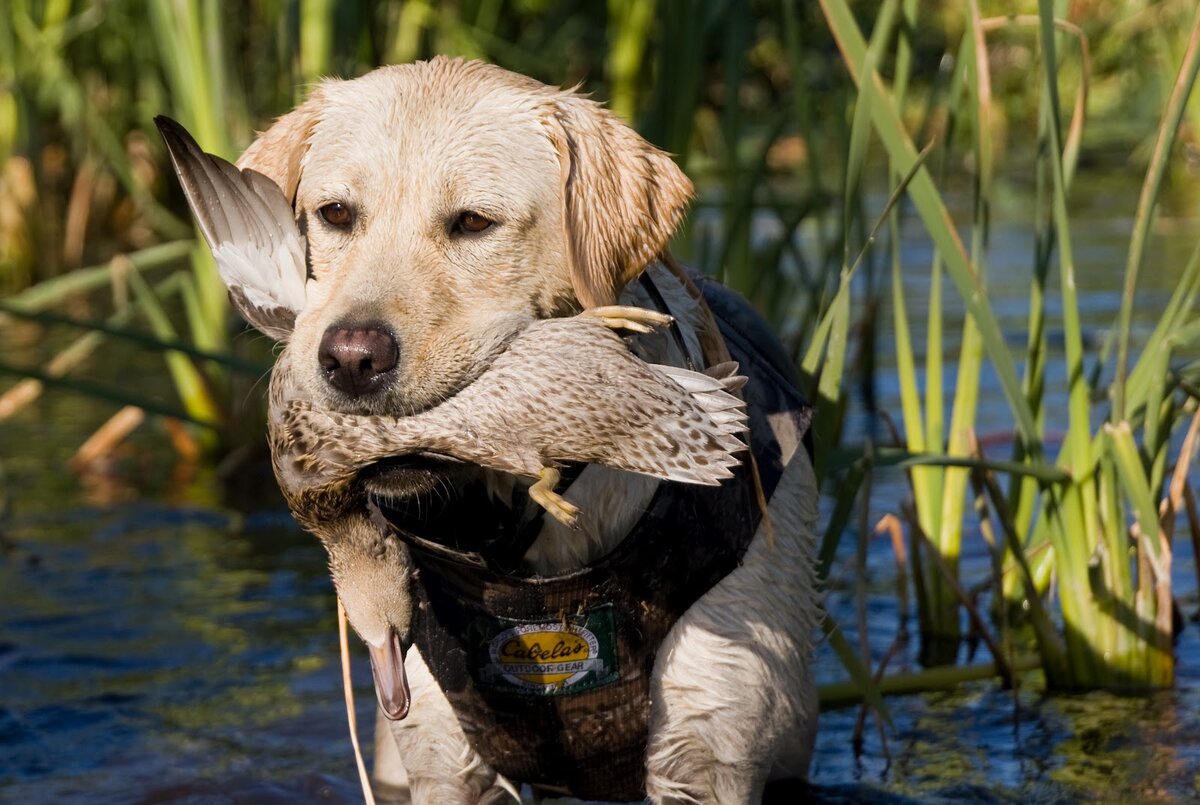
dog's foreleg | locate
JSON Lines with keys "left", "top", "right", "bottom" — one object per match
{"left": 644, "top": 453, "right": 821, "bottom": 804}
{"left": 382, "top": 647, "right": 520, "bottom": 804}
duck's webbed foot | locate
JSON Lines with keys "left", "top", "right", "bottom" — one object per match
{"left": 582, "top": 305, "right": 674, "bottom": 334}
{"left": 528, "top": 467, "right": 580, "bottom": 529}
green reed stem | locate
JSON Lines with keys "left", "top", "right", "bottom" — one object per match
{"left": 1112, "top": 5, "right": 1200, "bottom": 423}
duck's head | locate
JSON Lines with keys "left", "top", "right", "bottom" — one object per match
{"left": 323, "top": 515, "right": 416, "bottom": 721}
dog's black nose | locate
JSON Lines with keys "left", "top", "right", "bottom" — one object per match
{"left": 318, "top": 323, "right": 400, "bottom": 397}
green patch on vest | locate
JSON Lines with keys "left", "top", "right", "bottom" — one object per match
{"left": 470, "top": 604, "right": 620, "bottom": 696}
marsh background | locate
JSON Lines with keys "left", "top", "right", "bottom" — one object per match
{"left": 3, "top": 1, "right": 1200, "bottom": 802}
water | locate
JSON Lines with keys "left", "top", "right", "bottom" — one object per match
{"left": 0, "top": 366, "right": 371, "bottom": 801}
{"left": 3, "top": 169, "right": 1200, "bottom": 802}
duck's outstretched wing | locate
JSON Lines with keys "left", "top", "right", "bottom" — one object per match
{"left": 608, "top": 360, "right": 748, "bottom": 485}
{"left": 155, "top": 115, "right": 306, "bottom": 341}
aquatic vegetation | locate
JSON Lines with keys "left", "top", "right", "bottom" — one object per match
{"left": 818, "top": 0, "right": 1200, "bottom": 690}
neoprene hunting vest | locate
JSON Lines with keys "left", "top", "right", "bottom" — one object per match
{"left": 373, "top": 271, "right": 813, "bottom": 801}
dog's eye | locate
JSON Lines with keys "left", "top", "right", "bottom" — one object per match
{"left": 318, "top": 202, "right": 353, "bottom": 228}
{"left": 454, "top": 211, "right": 493, "bottom": 234}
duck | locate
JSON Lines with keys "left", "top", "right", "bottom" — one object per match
{"left": 271, "top": 306, "right": 748, "bottom": 529}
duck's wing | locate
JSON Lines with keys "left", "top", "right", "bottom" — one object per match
{"left": 155, "top": 115, "right": 306, "bottom": 341}
{"left": 477, "top": 316, "right": 750, "bottom": 486}
{"left": 616, "top": 360, "right": 749, "bottom": 485}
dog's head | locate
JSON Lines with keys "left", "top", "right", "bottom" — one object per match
{"left": 243, "top": 58, "right": 691, "bottom": 498}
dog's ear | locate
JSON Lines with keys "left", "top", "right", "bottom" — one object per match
{"left": 236, "top": 85, "right": 327, "bottom": 203}
{"left": 545, "top": 94, "right": 693, "bottom": 309}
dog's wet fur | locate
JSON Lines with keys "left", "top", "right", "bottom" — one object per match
{"left": 239, "top": 57, "right": 820, "bottom": 803}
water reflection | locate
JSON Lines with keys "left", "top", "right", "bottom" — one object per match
{"left": 0, "top": 501, "right": 375, "bottom": 803}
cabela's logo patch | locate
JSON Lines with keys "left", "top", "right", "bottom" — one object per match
{"left": 473, "top": 605, "right": 619, "bottom": 695}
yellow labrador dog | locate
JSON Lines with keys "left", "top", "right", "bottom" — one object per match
{"left": 232, "top": 57, "right": 819, "bottom": 803}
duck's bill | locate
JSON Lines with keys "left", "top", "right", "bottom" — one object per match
{"left": 368, "top": 630, "right": 410, "bottom": 721}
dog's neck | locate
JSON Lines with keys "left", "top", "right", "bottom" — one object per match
{"left": 517, "top": 262, "right": 709, "bottom": 575}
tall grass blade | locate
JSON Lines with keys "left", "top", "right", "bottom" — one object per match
{"left": 300, "top": 0, "right": 336, "bottom": 84}
{"left": 818, "top": 654, "right": 1041, "bottom": 708}
{"left": 1112, "top": 5, "right": 1200, "bottom": 422}
{"left": 125, "top": 266, "right": 223, "bottom": 429}
{"left": 818, "top": 0, "right": 1041, "bottom": 453}
{"left": 0, "top": 361, "right": 219, "bottom": 428}
{"left": 1106, "top": 423, "right": 1165, "bottom": 567}
{"left": 823, "top": 613, "right": 894, "bottom": 727}
{"left": 0, "top": 302, "right": 267, "bottom": 375}
{"left": 818, "top": 459, "right": 865, "bottom": 581}
{"left": 3, "top": 242, "right": 192, "bottom": 314}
